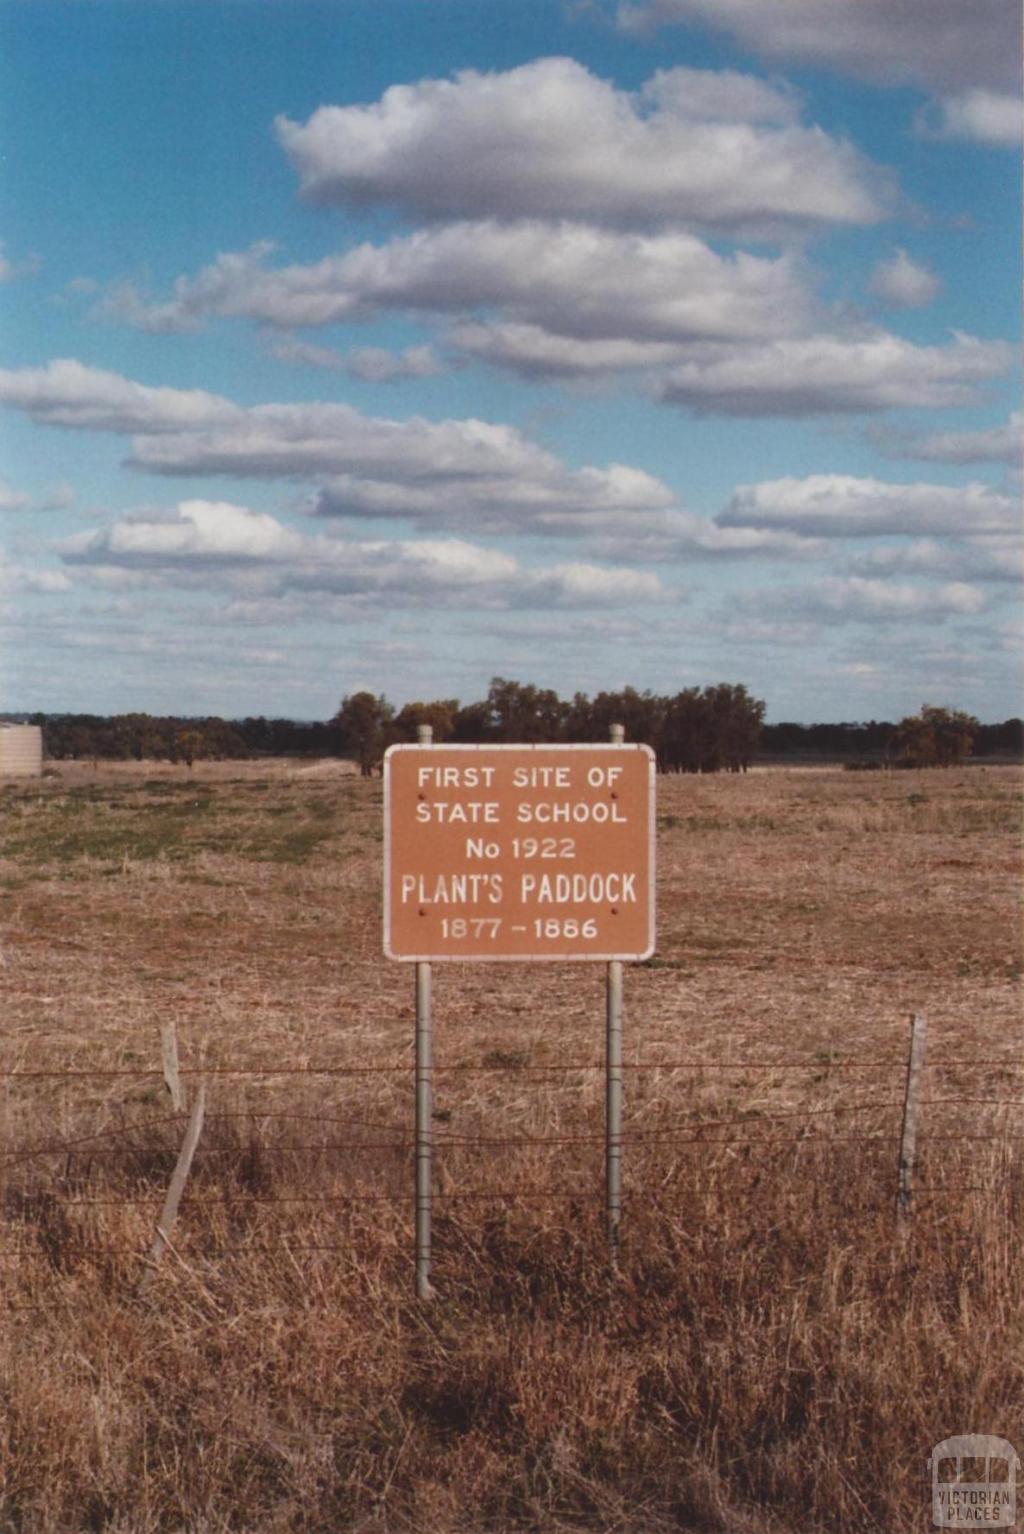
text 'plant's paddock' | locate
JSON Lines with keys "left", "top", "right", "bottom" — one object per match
{"left": 384, "top": 744, "right": 655, "bottom": 962}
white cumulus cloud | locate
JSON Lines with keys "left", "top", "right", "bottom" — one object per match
{"left": 276, "top": 57, "right": 890, "bottom": 232}
{"left": 308, "top": 460, "right": 677, "bottom": 538}
{"left": 718, "top": 475, "right": 1018, "bottom": 537}
{"left": 658, "top": 331, "right": 1011, "bottom": 415}
{"left": 56, "top": 500, "right": 665, "bottom": 610}
{"left": 59, "top": 499, "right": 308, "bottom": 565}
{"left": 98, "top": 222, "right": 814, "bottom": 348}
{"left": 0, "top": 358, "right": 239, "bottom": 434}
{"left": 0, "top": 358, "right": 679, "bottom": 535}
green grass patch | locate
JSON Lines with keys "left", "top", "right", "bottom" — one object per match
{"left": 1, "top": 775, "right": 372, "bottom": 867}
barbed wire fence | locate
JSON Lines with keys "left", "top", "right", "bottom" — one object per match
{"left": 2, "top": 1016, "right": 1021, "bottom": 1296}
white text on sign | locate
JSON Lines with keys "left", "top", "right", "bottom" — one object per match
{"left": 384, "top": 745, "right": 655, "bottom": 962}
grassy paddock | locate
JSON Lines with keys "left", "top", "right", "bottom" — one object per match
{"left": 1, "top": 761, "right": 1021, "bottom": 1533}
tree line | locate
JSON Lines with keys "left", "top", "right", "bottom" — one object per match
{"left": 15, "top": 688, "right": 1020, "bottom": 774}
{"left": 763, "top": 709, "right": 1021, "bottom": 767}
{"left": 331, "top": 679, "right": 766, "bottom": 775}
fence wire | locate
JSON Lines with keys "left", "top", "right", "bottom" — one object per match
{"left": 2, "top": 1045, "right": 1020, "bottom": 1275}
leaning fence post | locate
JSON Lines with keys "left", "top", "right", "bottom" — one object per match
{"left": 896, "top": 1013, "right": 927, "bottom": 1225}
{"left": 140, "top": 1082, "right": 205, "bottom": 1293}
{"left": 161, "top": 1022, "right": 187, "bottom": 1112}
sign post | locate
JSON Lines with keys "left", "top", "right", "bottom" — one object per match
{"left": 413, "top": 724, "right": 435, "bottom": 1299}
{"left": 414, "top": 955, "right": 433, "bottom": 1298}
{"left": 606, "top": 723, "right": 625, "bottom": 1261}
{"left": 384, "top": 729, "right": 655, "bottom": 1293}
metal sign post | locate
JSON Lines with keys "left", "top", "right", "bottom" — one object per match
{"left": 414, "top": 723, "right": 434, "bottom": 1299}
{"left": 414, "top": 957, "right": 433, "bottom": 1298}
{"left": 606, "top": 956, "right": 624, "bottom": 1261}
{"left": 605, "top": 723, "right": 625, "bottom": 1262}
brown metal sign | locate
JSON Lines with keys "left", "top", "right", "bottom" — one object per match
{"left": 384, "top": 744, "right": 655, "bottom": 961}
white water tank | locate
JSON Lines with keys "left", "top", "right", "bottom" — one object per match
{"left": 0, "top": 723, "right": 43, "bottom": 776}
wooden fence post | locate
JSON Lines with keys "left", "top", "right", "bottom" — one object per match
{"left": 896, "top": 1013, "right": 927, "bottom": 1225}
{"left": 161, "top": 1022, "right": 187, "bottom": 1112}
{"left": 140, "top": 1083, "right": 205, "bottom": 1293}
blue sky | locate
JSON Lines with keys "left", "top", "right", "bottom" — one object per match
{"left": 0, "top": 0, "right": 1019, "bottom": 723}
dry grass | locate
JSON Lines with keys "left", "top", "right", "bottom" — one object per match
{"left": 1, "top": 760, "right": 1021, "bottom": 1532}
